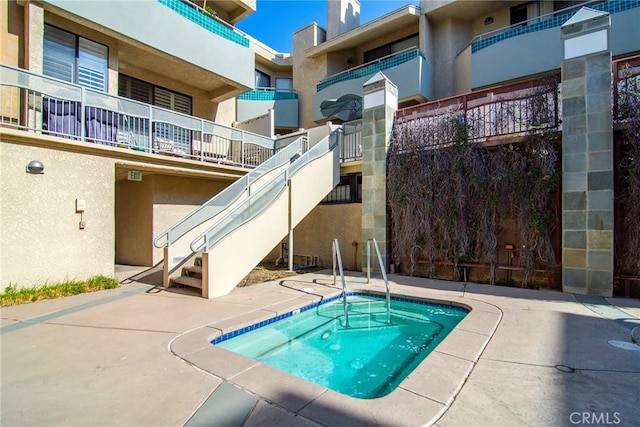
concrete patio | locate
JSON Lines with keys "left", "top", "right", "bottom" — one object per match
{"left": 1, "top": 267, "right": 639, "bottom": 426}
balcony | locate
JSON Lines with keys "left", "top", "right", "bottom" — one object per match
{"left": 189, "top": 0, "right": 256, "bottom": 25}
{"left": 33, "top": 0, "right": 254, "bottom": 94}
{"left": 395, "top": 75, "right": 561, "bottom": 147}
{"left": 1, "top": 64, "right": 274, "bottom": 169}
{"left": 236, "top": 89, "right": 299, "bottom": 129}
{"left": 468, "top": 0, "right": 640, "bottom": 89}
{"left": 313, "top": 48, "right": 429, "bottom": 123}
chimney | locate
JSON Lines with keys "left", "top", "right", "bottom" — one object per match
{"left": 327, "top": 0, "right": 360, "bottom": 40}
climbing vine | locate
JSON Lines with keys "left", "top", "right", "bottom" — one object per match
{"left": 388, "top": 78, "right": 560, "bottom": 286}
{"left": 616, "top": 63, "right": 640, "bottom": 276}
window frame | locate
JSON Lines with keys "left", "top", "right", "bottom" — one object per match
{"left": 43, "top": 24, "right": 108, "bottom": 92}
{"left": 255, "top": 69, "right": 271, "bottom": 89}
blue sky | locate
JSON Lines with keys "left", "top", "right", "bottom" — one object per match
{"left": 236, "top": 0, "right": 416, "bottom": 53}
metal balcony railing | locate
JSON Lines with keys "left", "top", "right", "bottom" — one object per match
{"left": 340, "top": 120, "right": 362, "bottom": 162}
{"left": 0, "top": 64, "right": 274, "bottom": 169}
{"left": 395, "top": 74, "right": 561, "bottom": 147}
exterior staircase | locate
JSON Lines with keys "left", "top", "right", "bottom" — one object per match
{"left": 170, "top": 256, "right": 203, "bottom": 289}
{"left": 157, "top": 130, "right": 340, "bottom": 298}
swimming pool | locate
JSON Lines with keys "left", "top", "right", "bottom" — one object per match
{"left": 213, "top": 293, "right": 469, "bottom": 399}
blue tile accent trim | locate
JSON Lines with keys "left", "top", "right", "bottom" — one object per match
{"left": 210, "top": 291, "right": 469, "bottom": 345}
{"left": 237, "top": 90, "right": 299, "bottom": 101}
{"left": 317, "top": 48, "right": 424, "bottom": 92}
{"left": 472, "top": 1, "right": 640, "bottom": 53}
{"left": 157, "top": 0, "right": 249, "bottom": 47}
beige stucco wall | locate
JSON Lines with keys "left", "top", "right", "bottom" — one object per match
{"left": 293, "top": 23, "right": 328, "bottom": 129}
{"left": 1, "top": 140, "right": 115, "bottom": 287}
{"left": 236, "top": 110, "right": 274, "bottom": 137}
{"left": 115, "top": 178, "right": 154, "bottom": 266}
{"left": 471, "top": 6, "right": 511, "bottom": 37}
{"left": 431, "top": 18, "right": 472, "bottom": 100}
{"left": 117, "top": 173, "right": 232, "bottom": 267}
{"left": 1, "top": 0, "right": 24, "bottom": 67}
{"left": 216, "top": 97, "right": 237, "bottom": 126}
{"left": 289, "top": 203, "right": 362, "bottom": 271}
{"left": 454, "top": 45, "right": 471, "bottom": 95}
{"left": 150, "top": 175, "right": 229, "bottom": 265}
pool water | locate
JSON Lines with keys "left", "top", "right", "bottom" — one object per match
{"left": 213, "top": 293, "right": 468, "bottom": 399}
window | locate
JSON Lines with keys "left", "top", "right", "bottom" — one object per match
{"left": 255, "top": 69, "right": 271, "bottom": 88}
{"left": 118, "top": 75, "right": 193, "bottom": 152}
{"left": 510, "top": 3, "right": 529, "bottom": 26}
{"left": 321, "top": 174, "right": 362, "bottom": 204}
{"left": 118, "top": 75, "right": 192, "bottom": 115}
{"left": 510, "top": 2, "right": 540, "bottom": 26}
{"left": 363, "top": 34, "right": 419, "bottom": 63}
{"left": 553, "top": 1, "right": 583, "bottom": 12}
{"left": 43, "top": 25, "right": 108, "bottom": 92}
{"left": 275, "top": 77, "right": 293, "bottom": 92}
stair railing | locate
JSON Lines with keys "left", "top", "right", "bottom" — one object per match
{"left": 367, "top": 237, "right": 391, "bottom": 325}
{"left": 190, "top": 131, "right": 338, "bottom": 253}
{"left": 332, "top": 238, "right": 349, "bottom": 328}
{"left": 153, "top": 135, "right": 307, "bottom": 249}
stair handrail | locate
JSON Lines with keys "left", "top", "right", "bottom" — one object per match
{"left": 332, "top": 238, "right": 349, "bottom": 328}
{"left": 153, "top": 135, "right": 308, "bottom": 248}
{"left": 367, "top": 237, "right": 391, "bottom": 325}
{"left": 190, "top": 131, "right": 339, "bottom": 253}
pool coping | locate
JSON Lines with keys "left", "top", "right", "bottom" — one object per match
{"left": 171, "top": 279, "right": 503, "bottom": 426}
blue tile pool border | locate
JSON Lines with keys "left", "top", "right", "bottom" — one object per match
{"left": 210, "top": 292, "right": 469, "bottom": 345}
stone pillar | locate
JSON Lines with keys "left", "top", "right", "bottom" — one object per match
{"left": 560, "top": 8, "right": 614, "bottom": 296}
{"left": 361, "top": 72, "right": 397, "bottom": 272}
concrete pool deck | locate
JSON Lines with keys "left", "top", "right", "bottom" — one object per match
{"left": 1, "top": 268, "right": 639, "bottom": 426}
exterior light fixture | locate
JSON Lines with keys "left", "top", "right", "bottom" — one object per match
{"left": 26, "top": 160, "right": 45, "bottom": 174}
{"left": 484, "top": 17, "right": 494, "bottom": 25}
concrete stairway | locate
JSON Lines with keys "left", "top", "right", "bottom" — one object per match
{"left": 170, "top": 256, "right": 203, "bottom": 289}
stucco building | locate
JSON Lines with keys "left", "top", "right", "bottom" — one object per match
{"left": 1, "top": 0, "right": 639, "bottom": 297}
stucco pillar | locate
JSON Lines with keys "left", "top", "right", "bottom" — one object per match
{"left": 361, "top": 72, "right": 397, "bottom": 272}
{"left": 24, "top": 0, "right": 45, "bottom": 73}
{"left": 560, "top": 8, "right": 614, "bottom": 296}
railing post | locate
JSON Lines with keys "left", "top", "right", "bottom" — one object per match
{"left": 80, "top": 87, "right": 86, "bottom": 141}
{"left": 149, "top": 107, "right": 154, "bottom": 153}
{"left": 366, "top": 239, "right": 371, "bottom": 284}
{"left": 200, "top": 120, "right": 205, "bottom": 161}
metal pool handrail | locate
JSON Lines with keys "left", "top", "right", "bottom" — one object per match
{"left": 367, "top": 237, "right": 391, "bottom": 325}
{"left": 332, "top": 238, "right": 349, "bottom": 328}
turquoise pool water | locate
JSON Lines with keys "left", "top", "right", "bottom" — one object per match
{"left": 213, "top": 293, "right": 468, "bottom": 399}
